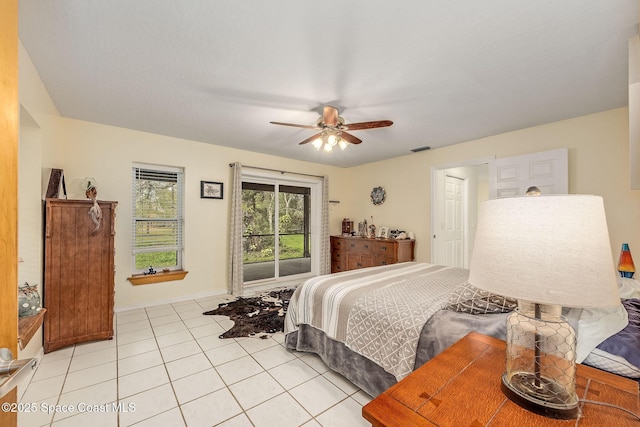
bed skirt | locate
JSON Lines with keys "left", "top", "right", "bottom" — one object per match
{"left": 285, "top": 309, "right": 508, "bottom": 396}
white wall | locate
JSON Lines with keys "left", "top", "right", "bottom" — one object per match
{"left": 17, "top": 111, "right": 45, "bottom": 359}
{"left": 50, "top": 119, "right": 351, "bottom": 309}
{"left": 18, "top": 42, "right": 351, "bottom": 311}
{"left": 19, "top": 40, "right": 640, "bottom": 316}
{"left": 349, "top": 108, "right": 640, "bottom": 264}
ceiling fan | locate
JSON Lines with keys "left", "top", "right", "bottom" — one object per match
{"left": 270, "top": 105, "right": 393, "bottom": 151}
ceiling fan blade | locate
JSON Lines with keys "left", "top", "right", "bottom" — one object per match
{"left": 298, "top": 132, "right": 323, "bottom": 145}
{"left": 340, "top": 132, "right": 362, "bottom": 145}
{"left": 323, "top": 106, "right": 339, "bottom": 127}
{"left": 270, "top": 121, "right": 317, "bottom": 129}
{"left": 343, "top": 120, "right": 393, "bottom": 131}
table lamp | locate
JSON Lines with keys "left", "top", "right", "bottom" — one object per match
{"left": 468, "top": 195, "right": 619, "bottom": 419}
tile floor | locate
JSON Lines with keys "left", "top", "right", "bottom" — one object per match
{"left": 18, "top": 294, "right": 373, "bottom": 427}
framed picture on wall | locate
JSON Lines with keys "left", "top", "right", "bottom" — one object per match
{"left": 201, "top": 181, "right": 223, "bottom": 199}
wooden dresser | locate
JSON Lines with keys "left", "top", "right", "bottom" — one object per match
{"left": 330, "top": 235, "right": 415, "bottom": 273}
{"left": 44, "top": 198, "right": 117, "bottom": 353}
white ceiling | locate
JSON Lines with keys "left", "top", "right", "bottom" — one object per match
{"left": 18, "top": 1, "right": 639, "bottom": 168}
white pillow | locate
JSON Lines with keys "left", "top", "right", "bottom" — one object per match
{"left": 569, "top": 303, "right": 628, "bottom": 363}
{"left": 618, "top": 277, "right": 640, "bottom": 299}
{"left": 583, "top": 348, "right": 640, "bottom": 378}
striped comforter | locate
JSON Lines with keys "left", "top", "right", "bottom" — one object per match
{"left": 285, "top": 262, "right": 469, "bottom": 380}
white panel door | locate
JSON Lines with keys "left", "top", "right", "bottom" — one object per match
{"left": 438, "top": 175, "right": 464, "bottom": 267}
{"left": 489, "top": 148, "right": 568, "bottom": 198}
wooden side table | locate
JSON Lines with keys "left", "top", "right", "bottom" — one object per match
{"left": 363, "top": 332, "right": 639, "bottom": 426}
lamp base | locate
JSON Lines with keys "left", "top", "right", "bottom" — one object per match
{"left": 501, "top": 372, "right": 579, "bottom": 419}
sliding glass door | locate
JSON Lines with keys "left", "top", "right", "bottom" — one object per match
{"left": 242, "top": 177, "right": 315, "bottom": 283}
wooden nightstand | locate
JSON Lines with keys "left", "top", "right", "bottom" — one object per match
{"left": 362, "top": 332, "right": 639, "bottom": 426}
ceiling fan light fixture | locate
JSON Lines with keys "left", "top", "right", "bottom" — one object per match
{"left": 271, "top": 105, "right": 391, "bottom": 152}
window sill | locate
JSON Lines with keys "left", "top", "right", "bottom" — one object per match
{"left": 128, "top": 270, "right": 188, "bottom": 286}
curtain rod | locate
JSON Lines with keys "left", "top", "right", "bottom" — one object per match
{"left": 228, "top": 163, "right": 324, "bottom": 179}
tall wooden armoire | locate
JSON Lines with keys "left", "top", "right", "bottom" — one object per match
{"left": 44, "top": 198, "right": 117, "bottom": 353}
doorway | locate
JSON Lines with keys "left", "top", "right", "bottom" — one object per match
{"left": 431, "top": 149, "right": 568, "bottom": 268}
{"left": 431, "top": 159, "right": 490, "bottom": 268}
{"left": 241, "top": 171, "right": 321, "bottom": 285}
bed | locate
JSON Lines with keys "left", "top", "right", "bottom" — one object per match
{"left": 284, "top": 262, "right": 640, "bottom": 397}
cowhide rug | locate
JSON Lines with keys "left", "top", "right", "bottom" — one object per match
{"left": 203, "top": 288, "right": 295, "bottom": 339}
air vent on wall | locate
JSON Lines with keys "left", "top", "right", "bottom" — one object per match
{"left": 411, "top": 146, "right": 431, "bottom": 153}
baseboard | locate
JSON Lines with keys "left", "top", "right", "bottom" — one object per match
{"left": 114, "top": 290, "right": 225, "bottom": 313}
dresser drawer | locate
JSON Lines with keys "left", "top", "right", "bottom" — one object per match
{"left": 347, "top": 239, "right": 372, "bottom": 252}
{"left": 373, "top": 254, "right": 396, "bottom": 266}
{"left": 331, "top": 236, "right": 344, "bottom": 250}
{"left": 371, "top": 240, "right": 395, "bottom": 255}
{"left": 330, "top": 236, "right": 415, "bottom": 273}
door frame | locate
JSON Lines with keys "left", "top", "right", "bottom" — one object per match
{"left": 430, "top": 157, "right": 493, "bottom": 267}
{"left": 241, "top": 169, "right": 321, "bottom": 285}
{"left": 0, "top": 0, "right": 19, "bottom": 422}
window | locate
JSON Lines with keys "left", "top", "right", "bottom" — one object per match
{"left": 132, "top": 164, "right": 184, "bottom": 274}
{"left": 240, "top": 169, "right": 321, "bottom": 284}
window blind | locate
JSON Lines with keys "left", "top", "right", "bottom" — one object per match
{"left": 131, "top": 165, "right": 184, "bottom": 270}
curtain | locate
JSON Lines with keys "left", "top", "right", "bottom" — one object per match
{"left": 319, "top": 175, "right": 330, "bottom": 275}
{"left": 228, "top": 162, "right": 243, "bottom": 295}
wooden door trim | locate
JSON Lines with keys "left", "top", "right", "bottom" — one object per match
{"left": 0, "top": 0, "right": 20, "bottom": 425}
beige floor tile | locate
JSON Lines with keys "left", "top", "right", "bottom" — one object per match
{"left": 118, "top": 364, "right": 169, "bottom": 398}
{"left": 118, "top": 383, "right": 178, "bottom": 426}
{"left": 116, "top": 319, "right": 151, "bottom": 335}
{"left": 68, "top": 347, "right": 117, "bottom": 372}
{"left": 204, "top": 342, "right": 248, "bottom": 366}
{"left": 229, "top": 371, "right": 284, "bottom": 410}
{"left": 129, "top": 407, "right": 185, "bottom": 427}
{"left": 289, "top": 375, "right": 348, "bottom": 416}
{"left": 150, "top": 320, "right": 187, "bottom": 337}
{"left": 116, "top": 328, "right": 154, "bottom": 346}
{"left": 180, "top": 388, "right": 243, "bottom": 427}
{"left": 54, "top": 379, "right": 117, "bottom": 422}
{"left": 251, "top": 343, "right": 297, "bottom": 370}
{"left": 215, "top": 356, "right": 264, "bottom": 385}
{"left": 117, "top": 350, "right": 164, "bottom": 376}
{"left": 315, "top": 397, "right": 371, "bottom": 427}
{"left": 159, "top": 339, "right": 201, "bottom": 363}
{"left": 31, "top": 357, "right": 71, "bottom": 382}
{"left": 117, "top": 338, "right": 158, "bottom": 359}
{"left": 269, "top": 358, "right": 320, "bottom": 390}
{"left": 171, "top": 367, "right": 226, "bottom": 404}
{"left": 24, "top": 293, "right": 370, "bottom": 427}
{"left": 246, "top": 392, "right": 311, "bottom": 427}
{"left": 165, "top": 352, "right": 212, "bottom": 381}
{"left": 62, "top": 362, "right": 116, "bottom": 394}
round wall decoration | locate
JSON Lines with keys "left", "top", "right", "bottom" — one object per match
{"left": 370, "top": 186, "right": 386, "bottom": 205}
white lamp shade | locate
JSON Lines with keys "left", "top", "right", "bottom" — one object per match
{"left": 468, "top": 195, "right": 619, "bottom": 308}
